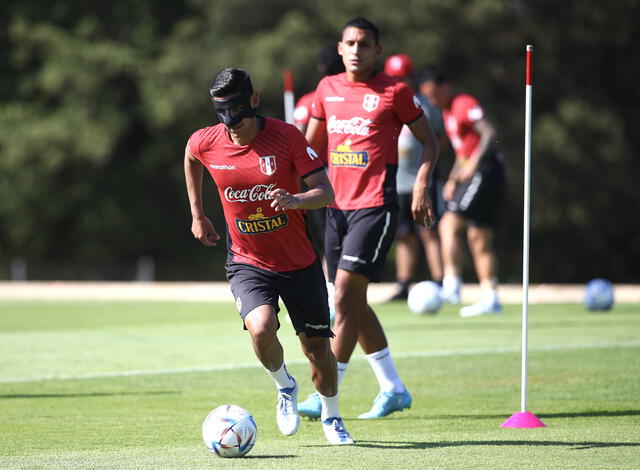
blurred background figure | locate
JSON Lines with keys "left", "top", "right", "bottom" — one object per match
{"left": 384, "top": 54, "right": 446, "bottom": 301}
{"left": 420, "top": 68, "right": 506, "bottom": 317}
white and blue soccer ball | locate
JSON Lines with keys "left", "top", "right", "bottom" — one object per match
{"left": 584, "top": 278, "right": 614, "bottom": 311}
{"left": 408, "top": 281, "right": 443, "bottom": 314}
{"left": 202, "top": 404, "right": 257, "bottom": 458}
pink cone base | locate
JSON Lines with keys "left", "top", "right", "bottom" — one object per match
{"left": 501, "top": 411, "right": 546, "bottom": 428}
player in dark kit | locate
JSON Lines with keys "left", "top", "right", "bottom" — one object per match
{"left": 420, "top": 68, "right": 506, "bottom": 317}
{"left": 299, "top": 17, "right": 439, "bottom": 419}
{"left": 184, "top": 68, "right": 353, "bottom": 444}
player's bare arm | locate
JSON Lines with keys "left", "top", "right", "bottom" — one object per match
{"left": 183, "top": 145, "right": 220, "bottom": 246}
{"left": 305, "top": 117, "right": 327, "bottom": 155}
{"left": 270, "top": 169, "right": 334, "bottom": 212}
{"left": 456, "top": 118, "right": 496, "bottom": 182}
{"left": 408, "top": 114, "right": 439, "bottom": 228}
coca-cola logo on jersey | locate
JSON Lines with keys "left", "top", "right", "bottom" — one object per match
{"left": 327, "top": 115, "right": 372, "bottom": 136}
{"left": 224, "top": 183, "right": 276, "bottom": 203}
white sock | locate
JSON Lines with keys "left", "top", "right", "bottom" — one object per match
{"left": 337, "top": 362, "right": 348, "bottom": 385}
{"left": 319, "top": 393, "right": 340, "bottom": 421}
{"left": 265, "top": 363, "right": 295, "bottom": 390}
{"left": 365, "top": 347, "right": 404, "bottom": 393}
{"left": 442, "top": 275, "right": 462, "bottom": 294}
{"left": 481, "top": 288, "right": 499, "bottom": 305}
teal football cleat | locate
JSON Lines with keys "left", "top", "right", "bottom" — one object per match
{"left": 298, "top": 392, "right": 322, "bottom": 419}
{"left": 357, "top": 389, "right": 412, "bottom": 419}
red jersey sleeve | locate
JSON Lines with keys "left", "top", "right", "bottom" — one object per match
{"left": 287, "top": 124, "right": 324, "bottom": 178}
{"left": 310, "top": 78, "right": 327, "bottom": 120}
{"left": 393, "top": 81, "right": 424, "bottom": 124}
{"left": 187, "top": 128, "right": 206, "bottom": 161}
{"left": 293, "top": 92, "right": 315, "bottom": 127}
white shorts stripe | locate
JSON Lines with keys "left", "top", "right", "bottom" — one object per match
{"left": 371, "top": 210, "right": 391, "bottom": 263}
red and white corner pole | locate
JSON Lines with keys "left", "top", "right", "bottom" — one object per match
{"left": 501, "top": 45, "right": 546, "bottom": 429}
{"left": 283, "top": 69, "right": 295, "bottom": 124}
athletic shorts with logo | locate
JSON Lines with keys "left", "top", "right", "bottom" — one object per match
{"left": 396, "top": 170, "right": 445, "bottom": 239}
{"left": 446, "top": 152, "right": 506, "bottom": 228}
{"left": 226, "top": 258, "right": 333, "bottom": 338}
{"left": 325, "top": 205, "right": 398, "bottom": 283}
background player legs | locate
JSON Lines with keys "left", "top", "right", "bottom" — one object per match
{"left": 467, "top": 225, "right": 499, "bottom": 302}
{"left": 418, "top": 227, "right": 444, "bottom": 284}
{"left": 393, "top": 233, "right": 421, "bottom": 297}
{"left": 439, "top": 211, "right": 466, "bottom": 303}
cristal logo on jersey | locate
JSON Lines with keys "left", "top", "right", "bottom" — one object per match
{"left": 330, "top": 140, "right": 369, "bottom": 168}
{"left": 235, "top": 207, "right": 289, "bottom": 235}
{"left": 259, "top": 156, "right": 277, "bottom": 176}
{"left": 224, "top": 183, "right": 276, "bottom": 203}
{"left": 327, "top": 115, "right": 371, "bottom": 136}
{"left": 362, "top": 94, "right": 379, "bottom": 112}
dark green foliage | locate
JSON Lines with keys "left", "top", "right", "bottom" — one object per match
{"left": 0, "top": 0, "right": 638, "bottom": 281}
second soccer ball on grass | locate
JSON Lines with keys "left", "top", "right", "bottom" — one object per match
{"left": 407, "top": 281, "right": 442, "bottom": 314}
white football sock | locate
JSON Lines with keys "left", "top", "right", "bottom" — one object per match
{"left": 265, "top": 363, "right": 295, "bottom": 390}
{"left": 319, "top": 393, "right": 340, "bottom": 421}
{"left": 337, "top": 362, "right": 348, "bottom": 385}
{"left": 442, "top": 275, "right": 462, "bottom": 295}
{"left": 365, "top": 347, "right": 404, "bottom": 393}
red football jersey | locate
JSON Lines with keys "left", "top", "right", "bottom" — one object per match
{"left": 293, "top": 91, "right": 315, "bottom": 128}
{"left": 443, "top": 94, "right": 484, "bottom": 159}
{"left": 188, "top": 117, "right": 324, "bottom": 272}
{"left": 311, "top": 72, "right": 423, "bottom": 210}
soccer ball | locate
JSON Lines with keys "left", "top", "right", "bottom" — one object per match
{"left": 202, "top": 404, "right": 257, "bottom": 458}
{"left": 407, "top": 281, "right": 442, "bottom": 314}
{"left": 584, "top": 278, "right": 614, "bottom": 311}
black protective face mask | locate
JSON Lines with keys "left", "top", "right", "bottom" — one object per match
{"left": 212, "top": 90, "right": 256, "bottom": 127}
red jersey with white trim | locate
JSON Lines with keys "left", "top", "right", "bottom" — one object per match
{"left": 293, "top": 91, "right": 314, "bottom": 128}
{"left": 188, "top": 117, "right": 324, "bottom": 272}
{"left": 443, "top": 94, "right": 484, "bottom": 159}
{"left": 311, "top": 72, "right": 423, "bottom": 210}
{"left": 294, "top": 91, "right": 328, "bottom": 165}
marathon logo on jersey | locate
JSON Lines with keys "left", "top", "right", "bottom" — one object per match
{"left": 224, "top": 183, "right": 276, "bottom": 203}
{"left": 259, "top": 156, "right": 277, "bottom": 176}
{"left": 362, "top": 94, "right": 380, "bottom": 112}
{"left": 327, "top": 115, "right": 371, "bottom": 136}
{"left": 329, "top": 140, "right": 369, "bottom": 168}
{"left": 235, "top": 207, "right": 289, "bottom": 235}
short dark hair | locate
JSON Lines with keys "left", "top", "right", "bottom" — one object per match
{"left": 318, "top": 40, "right": 345, "bottom": 76}
{"left": 418, "top": 67, "right": 448, "bottom": 85}
{"left": 342, "top": 17, "right": 380, "bottom": 45}
{"left": 209, "top": 68, "right": 253, "bottom": 98}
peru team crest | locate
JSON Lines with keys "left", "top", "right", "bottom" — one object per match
{"left": 362, "top": 94, "right": 379, "bottom": 112}
{"left": 259, "top": 155, "right": 277, "bottom": 176}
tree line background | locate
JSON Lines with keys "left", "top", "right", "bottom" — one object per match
{"left": 1, "top": 0, "right": 638, "bottom": 283}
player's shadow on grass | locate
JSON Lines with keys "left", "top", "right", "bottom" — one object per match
{"left": 0, "top": 391, "right": 181, "bottom": 399}
{"left": 355, "top": 440, "right": 640, "bottom": 450}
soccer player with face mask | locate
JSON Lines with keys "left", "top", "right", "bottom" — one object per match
{"left": 299, "top": 17, "right": 439, "bottom": 419}
{"left": 184, "top": 68, "right": 353, "bottom": 445}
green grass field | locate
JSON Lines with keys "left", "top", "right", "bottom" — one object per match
{"left": 1, "top": 298, "right": 639, "bottom": 469}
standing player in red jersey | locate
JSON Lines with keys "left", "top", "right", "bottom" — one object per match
{"left": 298, "top": 17, "right": 439, "bottom": 419}
{"left": 420, "top": 68, "right": 506, "bottom": 317}
{"left": 293, "top": 41, "right": 345, "bottom": 281}
{"left": 184, "top": 68, "right": 353, "bottom": 445}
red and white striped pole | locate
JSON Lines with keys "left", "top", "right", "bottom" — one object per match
{"left": 501, "top": 45, "right": 546, "bottom": 429}
{"left": 283, "top": 69, "right": 295, "bottom": 124}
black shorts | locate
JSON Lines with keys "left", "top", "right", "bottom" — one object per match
{"left": 226, "top": 259, "right": 333, "bottom": 338}
{"left": 446, "top": 152, "right": 506, "bottom": 228}
{"left": 396, "top": 177, "right": 445, "bottom": 238}
{"left": 325, "top": 205, "right": 398, "bottom": 283}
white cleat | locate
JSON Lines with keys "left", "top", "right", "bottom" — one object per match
{"left": 460, "top": 301, "right": 502, "bottom": 318}
{"left": 276, "top": 379, "right": 300, "bottom": 436}
{"left": 322, "top": 417, "right": 354, "bottom": 445}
